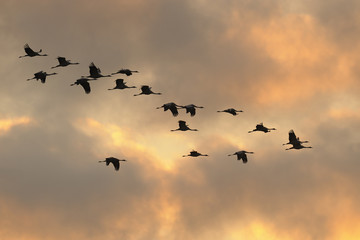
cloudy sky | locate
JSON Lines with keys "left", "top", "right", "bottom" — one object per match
{"left": 1, "top": 0, "right": 360, "bottom": 239}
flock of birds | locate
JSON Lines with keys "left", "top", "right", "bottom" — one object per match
{"left": 20, "top": 44, "right": 312, "bottom": 171}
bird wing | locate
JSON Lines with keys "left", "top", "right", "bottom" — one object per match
{"left": 170, "top": 106, "right": 179, "bottom": 116}
{"left": 242, "top": 154, "right": 248, "bottom": 163}
{"left": 80, "top": 80, "right": 91, "bottom": 94}
{"left": 112, "top": 161, "right": 120, "bottom": 171}
{"left": 24, "top": 44, "right": 36, "bottom": 55}
{"left": 141, "top": 85, "right": 150, "bottom": 92}
{"left": 40, "top": 75, "right": 46, "bottom": 83}
{"left": 34, "top": 71, "right": 44, "bottom": 78}
{"left": 188, "top": 107, "right": 196, "bottom": 116}
{"left": 289, "top": 130, "right": 297, "bottom": 142}
{"left": 57, "top": 57, "right": 67, "bottom": 64}
{"left": 179, "top": 121, "right": 187, "bottom": 128}
{"left": 115, "top": 79, "right": 125, "bottom": 86}
{"left": 89, "top": 62, "right": 100, "bottom": 76}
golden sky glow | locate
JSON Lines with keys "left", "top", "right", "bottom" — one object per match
{"left": 0, "top": 0, "right": 360, "bottom": 239}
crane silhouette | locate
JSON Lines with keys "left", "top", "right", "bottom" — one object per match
{"left": 134, "top": 85, "right": 161, "bottom": 96}
{"left": 82, "top": 62, "right": 111, "bottom": 79}
{"left": 217, "top": 108, "right": 243, "bottom": 116}
{"left": 180, "top": 104, "right": 204, "bottom": 117}
{"left": 51, "top": 57, "right": 79, "bottom": 68}
{"left": 248, "top": 123, "right": 276, "bottom": 133}
{"left": 112, "top": 68, "right": 139, "bottom": 76}
{"left": 27, "top": 71, "right": 57, "bottom": 83}
{"left": 108, "top": 79, "right": 136, "bottom": 90}
{"left": 228, "top": 151, "right": 254, "bottom": 163}
{"left": 283, "top": 130, "right": 309, "bottom": 146}
{"left": 283, "top": 130, "right": 312, "bottom": 150}
{"left": 70, "top": 78, "right": 93, "bottom": 94}
{"left": 182, "top": 150, "right": 208, "bottom": 157}
{"left": 157, "top": 102, "right": 181, "bottom": 117}
{"left": 285, "top": 142, "right": 312, "bottom": 150}
{"left": 99, "top": 157, "right": 127, "bottom": 171}
{"left": 19, "top": 44, "right": 48, "bottom": 58}
{"left": 171, "top": 120, "right": 198, "bottom": 131}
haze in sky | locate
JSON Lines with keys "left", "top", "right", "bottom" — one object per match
{"left": 0, "top": 0, "right": 360, "bottom": 239}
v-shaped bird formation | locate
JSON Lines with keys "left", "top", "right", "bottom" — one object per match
{"left": 20, "top": 43, "right": 312, "bottom": 171}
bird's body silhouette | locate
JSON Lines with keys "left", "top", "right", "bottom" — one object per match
{"left": 285, "top": 142, "right": 312, "bottom": 150}
{"left": 171, "top": 120, "right": 198, "bottom": 131}
{"left": 112, "top": 68, "right": 139, "bottom": 76}
{"left": 27, "top": 71, "right": 57, "bottom": 83}
{"left": 51, "top": 57, "right": 79, "bottom": 68}
{"left": 228, "top": 151, "right": 254, "bottom": 163}
{"left": 134, "top": 85, "right": 161, "bottom": 96}
{"left": 283, "top": 130, "right": 312, "bottom": 150}
{"left": 108, "top": 79, "right": 136, "bottom": 90}
{"left": 157, "top": 102, "right": 181, "bottom": 117}
{"left": 99, "top": 157, "right": 126, "bottom": 171}
{"left": 183, "top": 150, "right": 208, "bottom": 157}
{"left": 217, "top": 108, "right": 243, "bottom": 116}
{"left": 19, "top": 44, "right": 47, "bottom": 58}
{"left": 283, "top": 130, "right": 309, "bottom": 146}
{"left": 180, "top": 104, "right": 204, "bottom": 117}
{"left": 71, "top": 78, "right": 92, "bottom": 94}
{"left": 248, "top": 123, "right": 276, "bottom": 133}
{"left": 82, "top": 62, "right": 111, "bottom": 79}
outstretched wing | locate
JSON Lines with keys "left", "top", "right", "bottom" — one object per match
{"left": 289, "top": 130, "right": 297, "bottom": 142}
{"left": 241, "top": 154, "right": 248, "bottom": 163}
{"left": 141, "top": 85, "right": 150, "bottom": 92}
{"left": 187, "top": 107, "right": 196, "bottom": 116}
{"left": 112, "top": 161, "right": 120, "bottom": 171}
{"left": 24, "top": 44, "right": 36, "bottom": 55}
{"left": 57, "top": 57, "right": 67, "bottom": 65}
{"left": 80, "top": 80, "right": 91, "bottom": 94}
{"left": 178, "top": 120, "right": 187, "bottom": 128}
{"left": 169, "top": 105, "right": 179, "bottom": 117}
{"left": 89, "top": 62, "right": 100, "bottom": 76}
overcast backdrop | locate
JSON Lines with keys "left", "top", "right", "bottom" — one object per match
{"left": 1, "top": 0, "right": 360, "bottom": 239}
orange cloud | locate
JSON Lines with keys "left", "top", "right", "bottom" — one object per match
{"left": 0, "top": 117, "right": 31, "bottom": 135}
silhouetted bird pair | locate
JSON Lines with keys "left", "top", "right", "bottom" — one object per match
{"left": 157, "top": 102, "right": 204, "bottom": 117}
